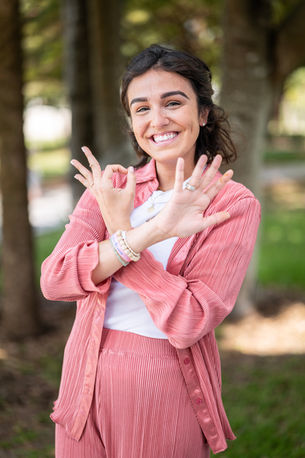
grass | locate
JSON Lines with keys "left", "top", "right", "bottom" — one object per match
{"left": 212, "top": 353, "right": 305, "bottom": 457}
{"left": 264, "top": 149, "right": 305, "bottom": 163}
{"left": 27, "top": 147, "right": 70, "bottom": 180}
{"left": 34, "top": 228, "right": 63, "bottom": 279}
{"left": 258, "top": 209, "right": 305, "bottom": 290}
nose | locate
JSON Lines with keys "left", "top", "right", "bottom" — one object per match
{"left": 150, "top": 107, "right": 169, "bottom": 129}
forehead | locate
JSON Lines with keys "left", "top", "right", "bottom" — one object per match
{"left": 127, "top": 69, "right": 196, "bottom": 102}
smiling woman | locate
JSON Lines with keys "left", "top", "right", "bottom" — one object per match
{"left": 127, "top": 70, "right": 206, "bottom": 189}
{"left": 40, "top": 44, "right": 261, "bottom": 457}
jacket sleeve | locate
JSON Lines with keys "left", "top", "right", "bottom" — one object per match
{"left": 114, "top": 195, "right": 261, "bottom": 348}
{"left": 40, "top": 189, "right": 111, "bottom": 302}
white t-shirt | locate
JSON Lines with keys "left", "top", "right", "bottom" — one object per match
{"left": 104, "top": 186, "right": 178, "bottom": 339}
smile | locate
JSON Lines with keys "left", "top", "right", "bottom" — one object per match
{"left": 152, "top": 132, "right": 178, "bottom": 144}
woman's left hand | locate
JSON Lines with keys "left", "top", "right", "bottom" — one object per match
{"left": 152, "top": 154, "right": 233, "bottom": 239}
{"left": 71, "top": 146, "right": 136, "bottom": 234}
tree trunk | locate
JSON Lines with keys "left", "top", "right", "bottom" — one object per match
{"left": 62, "top": 0, "right": 95, "bottom": 205}
{"left": 0, "top": 0, "right": 40, "bottom": 338}
{"left": 88, "top": 0, "right": 133, "bottom": 168}
{"left": 220, "top": 0, "right": 273, "bottom": 316}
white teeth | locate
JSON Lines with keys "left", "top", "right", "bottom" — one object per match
{"left": 153, "top": 132, "right": 177, "bottom": 143}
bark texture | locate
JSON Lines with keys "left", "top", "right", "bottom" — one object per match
{"left": 88, "top": 0, "right": 133, "bottom": 168}
{"left": 62, "top": 0, "right": 95, "bottom": 204}
{"left": 0, "top": 0, "right": 40, "bottom": 338}
{"left": 220, "top": 0, "right": 305, "bottom": 316}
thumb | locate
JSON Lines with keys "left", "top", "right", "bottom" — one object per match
{"left": 126, "top": 166, "right": 136, "bottom": 193}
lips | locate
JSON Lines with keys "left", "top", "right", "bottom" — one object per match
{"left": 152, "top": 132, "right": 178, "bottom": 144}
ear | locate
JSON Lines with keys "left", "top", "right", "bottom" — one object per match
{"left": 199, "top": 107, "right": 209, "bottom": 126}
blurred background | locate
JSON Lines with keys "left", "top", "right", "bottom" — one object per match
{"left": 0, "top": 0, "right": 305, "bottom": 456}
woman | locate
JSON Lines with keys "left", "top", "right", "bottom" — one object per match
{"left": 41, "top": 44, "right": 260, "bottom": 457}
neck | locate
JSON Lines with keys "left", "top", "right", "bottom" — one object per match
{"left": 156, "top": 159, "right": 195, "bottom": 191}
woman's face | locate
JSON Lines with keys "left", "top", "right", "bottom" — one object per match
{"left": 127, "top": 69, "right": 206, "bottom": 171}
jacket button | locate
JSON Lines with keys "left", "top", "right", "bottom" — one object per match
{"left": 195, "top": 398, "right": 203, "bottom": 404}
{"left": 183, "top": 357, "right": 190, "bottom": 365}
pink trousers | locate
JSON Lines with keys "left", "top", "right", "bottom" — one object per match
{"left": 55, "top": 328, "right": 210, "bottom": 457}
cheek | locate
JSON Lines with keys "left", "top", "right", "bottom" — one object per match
{"left": 131, "top": 118, "right": 146, "bottom": 138}
{"left": 188, "top": 119, "right": 200, "bottom": 139}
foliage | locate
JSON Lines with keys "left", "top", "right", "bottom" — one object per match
{"left": 21, "top": 0, "right": 64, "bottom": 105}
{"left": 123, "top": 0, "right": 224, "bottom": 76}
{"left": 271, "top": 0, "right": 304, "bottom": 24}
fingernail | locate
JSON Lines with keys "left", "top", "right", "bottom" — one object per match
{"left": 70, "top": 160, "right": 75, "bottom": 165}
{"left": 129, "top": 166, "right": 134, "bottom": 173}
{"left": 81, "top": 146, "right": 86, "bottom": 152}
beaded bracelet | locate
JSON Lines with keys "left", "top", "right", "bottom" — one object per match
{"left": 118, "top": 230, "right": 141, "bottom": 262}
{"left": 110, "top": 234, "right": 129, "bottom": 267}
{"left": 112, "top": 234, "right": 131, "bottom": 264}
{"left": 121, "top": 231, "right": 141, "bottom": 260}
{"left": 111, "top": 230, "right": 141, "bottom": 263}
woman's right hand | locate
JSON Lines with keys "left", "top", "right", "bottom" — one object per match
{"left": 152, "top": 155, "right": 233, "bottom": 239}
{"left": 71, "top": 146, "right": 136, "bottom": 234}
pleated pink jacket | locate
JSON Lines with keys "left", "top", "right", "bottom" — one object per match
{"left": 40, "top": 159, "right": 261, "bottom": 454}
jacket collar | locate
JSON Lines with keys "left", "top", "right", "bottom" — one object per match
{"left": 135, "top": 159, "right": 157, "bottom": 184}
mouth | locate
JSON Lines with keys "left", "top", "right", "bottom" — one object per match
{"left": 151, "top": 132, "right": 179, "bottom": 144}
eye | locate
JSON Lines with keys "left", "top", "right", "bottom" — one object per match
{"left": 166, "top": 100, "right": 181, "bottom": 108}
{"left": 135, "top": 106, "right": 149, "bottom": 113}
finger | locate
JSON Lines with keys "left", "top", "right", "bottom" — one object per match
{"left": 125, "top": 166, "right": 136, "bottom": 194}
{"left": 205, "top": 169, "right": 234, "bottom": 202}
{"left": 174, "top": 158, "right": 184, "bottom": 192}
{"left": 201, "top": 211, "right": 230, "bottom": 231}
{"left": 199, "top": 154, "right": 222, "bottom": 190}
{"left": 102, "top": 164, "right": 129, "bottom": 189}
{"left": 188, "top": 154, "right": 208, "bottom": 188}
{"left": 74, "top": 173, "right": 93, "bottom": 189}
{"left": 71, "top": 159, "right": 93, "bottom": 183}
{"left": 81, "top": 146, "right": 102, "bottom": 184}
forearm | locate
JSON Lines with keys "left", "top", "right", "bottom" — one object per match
{"left": 91, "top": 218, "right": 165, "bottom": 284}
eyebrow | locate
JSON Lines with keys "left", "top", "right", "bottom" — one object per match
{"left": 129, "top": 90, "right": 190, "bottom": 107}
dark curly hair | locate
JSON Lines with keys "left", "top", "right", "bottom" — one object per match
{"left": 120, "top": 44, "right": 237, "bottom": 168}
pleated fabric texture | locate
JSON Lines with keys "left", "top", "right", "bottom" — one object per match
{"left": 55, "top": 328, "right": 210, "bottom": 458}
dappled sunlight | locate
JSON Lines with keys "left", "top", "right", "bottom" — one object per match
{"left": 219, "top": 302, "right": 305, "bottom": 356}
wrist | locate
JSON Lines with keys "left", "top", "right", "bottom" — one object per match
{"left": 124, "top": 219, "right": 166, "bottom": 255}
{"left": 108, "top": 221, "right": 132, "bottom": 235}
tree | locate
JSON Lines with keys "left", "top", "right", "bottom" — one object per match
{"left": 88, "top": 0, "right": 132, "bottom": 168}
{"left": 62, "top": 0, "right": 95, "bottom": 204}
{"left": 63, "top": 0, "right": 133, "bottom": 202}
{"left": 220, "top": 0, "right": 305, "bottom": 315}
{"left": 0, "top": 0, "right": 40, "bottom": 338}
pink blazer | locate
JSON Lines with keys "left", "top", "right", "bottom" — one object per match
{"left": 41, "top": 159, "right": 261, "bottom": 454}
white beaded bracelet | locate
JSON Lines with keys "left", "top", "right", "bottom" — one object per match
{"left": 116, "top": 230, "right": 141, "bottom": 262}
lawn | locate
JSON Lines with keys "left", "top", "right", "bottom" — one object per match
{"left": 212, "top": 353, "right": 305, "bottom": 457}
